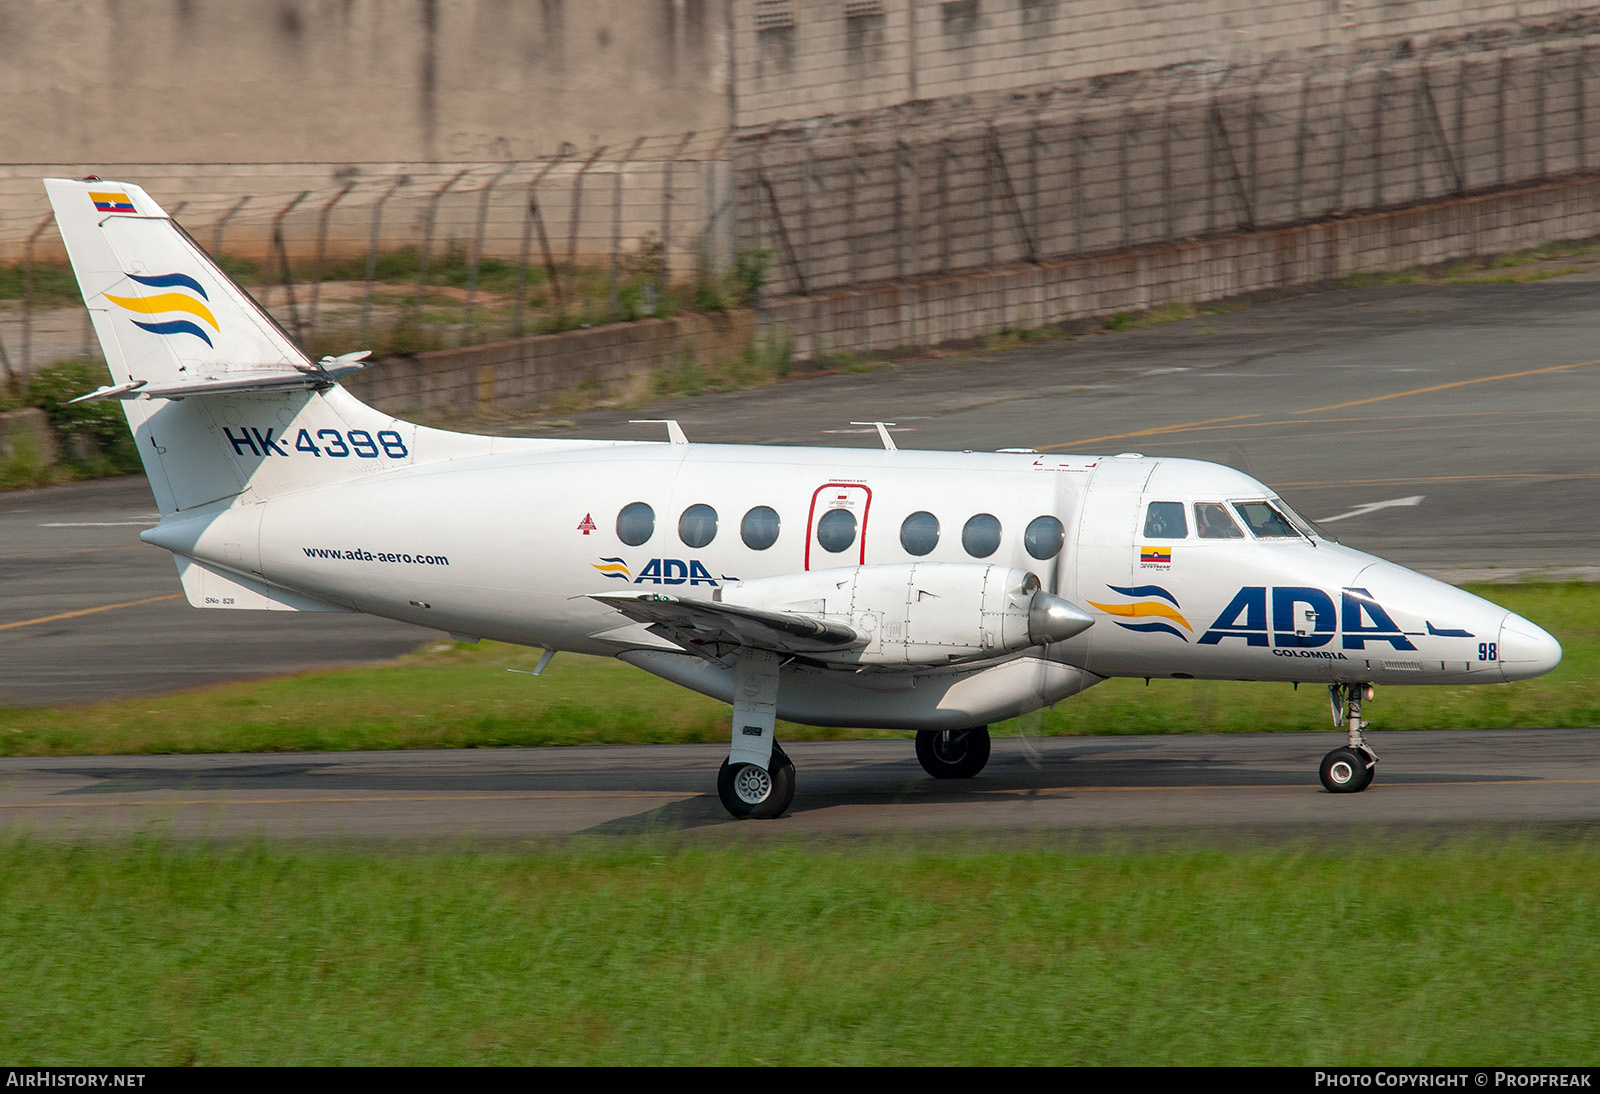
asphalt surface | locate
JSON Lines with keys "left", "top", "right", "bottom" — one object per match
{"left": 1, "top": 279, "right": 1596, "bottom": 840}
{"left": 0, "top": 478, "right": 434, "bottom": 706}
{"left": 0, "top": 730, "right": 1594, "bottom": 841}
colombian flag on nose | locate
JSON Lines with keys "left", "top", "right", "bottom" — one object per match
{"left": 89, "top": 191, "right": 135, "bottom": 213}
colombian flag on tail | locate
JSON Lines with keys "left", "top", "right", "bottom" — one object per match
{"left": 89, "top": 191, "right": 136, "bottom": 213}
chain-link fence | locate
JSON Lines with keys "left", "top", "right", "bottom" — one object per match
{"left": 0, "top": 135, "right": 738, "bottom": 383}
{"left": 3, "top": 19, "right": 1600, "bottom": 384}
{"left": 739, "top": 29, "right": 1600, "bottom": 295}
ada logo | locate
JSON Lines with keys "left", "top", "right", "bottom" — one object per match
{"left": 593, "top": 557, "right": 722, "bottom": 586}
{"left": 1197, "top": 586, "right": 1416, "bottom": 651}
{"left": 1094, "top": 584, "right": 1445, "bottom": 655}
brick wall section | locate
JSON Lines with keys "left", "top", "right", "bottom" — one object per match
{"left": 344, "top": 310, "right": 755, "bottom": 419}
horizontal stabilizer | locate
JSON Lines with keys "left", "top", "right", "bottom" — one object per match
{"left": 71, "top": 353, "right": 372, "bottom": 403}
{"left": 590, "top": 592, "right": 867, "bottom": 661}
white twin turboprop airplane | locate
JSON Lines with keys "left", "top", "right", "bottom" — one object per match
{"left": 46, "top": 178, "right": 1563, "bottom": 818}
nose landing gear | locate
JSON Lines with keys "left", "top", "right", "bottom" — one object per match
{"left": 1320, "top": 683, "right": 1377, "bottom": 793}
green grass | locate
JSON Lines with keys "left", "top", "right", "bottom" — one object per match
{"left": 1, "top": 838, "right": 1595, "bottom": 1064}
{"left": 0, "top": 583, "right": 1591, "bottom": 756}
{"left": 0, "top": 260, "right": 82, "bottom": 305}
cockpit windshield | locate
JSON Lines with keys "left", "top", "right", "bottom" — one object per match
{"left": 1233, "top": 499, "right": 1310, "bottom": 540}
{"left": 1271, "top": 497, "right": 1325, "bottom": 541}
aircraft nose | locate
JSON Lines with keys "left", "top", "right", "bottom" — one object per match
{"left": 1498, "top": 612, "right": 1563, "bottom": 681}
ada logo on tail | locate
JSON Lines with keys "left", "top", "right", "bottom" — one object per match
{"left": 103, "top": 272, "right": 219, "bottom": 347}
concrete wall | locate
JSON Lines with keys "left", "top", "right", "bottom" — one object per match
{"left": 0, "top": 0, "right": 734, "bottom": 165}
{"left": 4, "top": 3, "right": 1593, "bottom": 269}
{"left": 731, "top": 1, "right": 1587, "bottom": 125}
{"left": 3, "top": 2, "right": 1577, "bottom": 168}
{"left": 343, "top": 308, "right": 755, "bottom": 418}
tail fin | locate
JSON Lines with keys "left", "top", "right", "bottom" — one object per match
{"left": 45, "top": 178, "right": 489, "bottom": 514}
{"left": 46, "top": 179, "right": 312, "bottom": 386}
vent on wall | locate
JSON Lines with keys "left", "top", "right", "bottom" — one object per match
{"left": 755, "top": 1, "right": 796, "bottom": 31}
{"left": 844, "top": 1, "right": 885, "bottom": 17}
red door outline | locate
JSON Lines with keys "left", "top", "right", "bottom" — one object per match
{"left": 805, "top": 482, "right": 872, "bottom": 570}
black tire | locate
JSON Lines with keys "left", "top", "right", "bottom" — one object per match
{"left": 915, "top": 726, "right": 992, "bottom": 779}
{"left": 717, "top": 743, "right": 796, "bottom": 819}
{"left": 1319, "top": 746, "right": 1375, "bottom": 793}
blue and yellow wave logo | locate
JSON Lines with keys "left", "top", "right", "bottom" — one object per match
{"left": 1088, "top": 584, "right": 1193, "bottom": 642}
{"left": 104, "top": 272, "right": 218, "bottom": 348}
{"left": 593, "top": 557, "right": 633, "bottom": 581}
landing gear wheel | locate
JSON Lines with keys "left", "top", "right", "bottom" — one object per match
{"left": 1319, "top": 746, "right": 1375, "bottom": 793}
{"left": 915, "top": 726, "right": 992, "bottom": 779}
{"left": 717, "top": 743, "right": 795, "bottom": 819}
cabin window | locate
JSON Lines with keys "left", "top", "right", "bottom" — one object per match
{"left": 1024, "top": 514, "right": 1065, "bottom": 560}
{"left": 962, "top": 513, "right": 1002, "bottom": 558}
{"left": 678, "top": 504, "right": 718, "bottom": 548}
{"left": 1143, "top": 501, "right": 1187, "bottom": 539}
{"left": 1233, "top": 500, "right": 1299, "bottom": 538}
{"left": 816, "top": 508, "right": 857, "bottom": 553}
{"left": 616, "top": 501, "right": 655, "bottom": 546}
{"left": 900, "top": 511, "right": 940, "bottom": 556}
{"left": 741, "top": 506, "right": 781, "bottom": 550}
{"left": 1194, "top": 502, "right": 1245, "bottom": 539}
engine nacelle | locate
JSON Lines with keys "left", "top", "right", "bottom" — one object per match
{"left": 717, "top": 562, "right": 1093, "bottom": 666}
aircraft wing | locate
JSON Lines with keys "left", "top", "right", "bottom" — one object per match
{"left": 589, "top": 592, "right": 868, "bottom": 662}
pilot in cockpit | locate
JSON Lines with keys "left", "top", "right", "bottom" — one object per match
{"left": 1195, "top": 502, "right": 1244, "bottom": 539}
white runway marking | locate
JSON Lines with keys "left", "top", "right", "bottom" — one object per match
{"left": 1315, "top": 495, "right": 1425, "bottom": 523}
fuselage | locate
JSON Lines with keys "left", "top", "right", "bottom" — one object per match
{"left": 143, "top": 440, "right": 1561, "bottom": 728}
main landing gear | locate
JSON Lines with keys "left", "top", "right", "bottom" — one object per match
{"left": 915, "top": 726, "right": 992, "bottom": 779}
{"left": 1321, "top": 683, "right": 1378, "bottom": 793}
{"left": 716, "top": 649, "right": 796, "bottom": 820}
{"left": 718, "top": 742, "right": 796, "bottom": 819}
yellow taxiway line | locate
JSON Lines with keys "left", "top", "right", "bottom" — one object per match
{"left": 0, "top": 593, "right": 183, "bottom": 633}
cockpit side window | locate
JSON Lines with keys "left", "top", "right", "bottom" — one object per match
{"left": 1142, "top": 501, "right": 1188, "bottom": 539}
{"left": 1232, "top": 500, "right": 1299, "bottom": 538}
{"left": 1194, "top": 502, "right": 1245, "bottom": 539}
